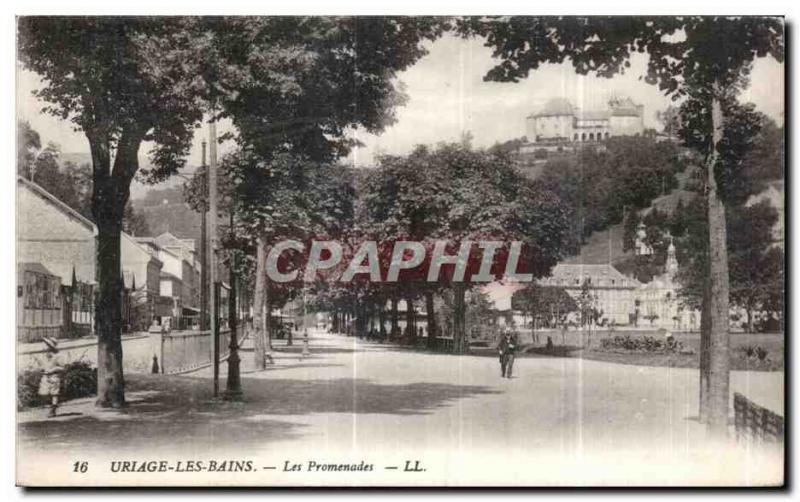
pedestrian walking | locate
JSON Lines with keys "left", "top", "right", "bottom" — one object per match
{"left": 301, "top": 330, "right": 310, "bottom": 358}
{"left": 498, "top": 330, "right": 518, "bottom": 378}
{"left": 38, "top": 337, "right": 64, "bottom": 417}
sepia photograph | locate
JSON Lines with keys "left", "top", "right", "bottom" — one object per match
{"left": 13, "top": 14, "right": 785, "bottom": 487}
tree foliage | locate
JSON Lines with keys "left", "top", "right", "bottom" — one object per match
{"left": 538, "top": 137, "right": 684, "bottom": 253}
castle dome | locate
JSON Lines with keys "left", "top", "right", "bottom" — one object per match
{"left": 535, "top": 98, "right": 575, "bottom": 117}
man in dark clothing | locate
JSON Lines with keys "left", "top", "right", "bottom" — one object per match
{"left": 498, "top": 330, "right": 518, "bottom": 378}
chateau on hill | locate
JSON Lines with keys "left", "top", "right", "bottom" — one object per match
{"left": 519, "top": 96, "right": 645, "bottom": 156}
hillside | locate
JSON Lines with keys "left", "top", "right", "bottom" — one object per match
{"left": 58, "top": 151, "right": 201, "bottom": 200}
{"left": 560, "top": 185, "right": 699, "bottom": 267}
{"left": 562, "top": 223, "right": 629, "bottom": 265}
{"left": 139, "top": 202, "right": 202, "bottom": 243}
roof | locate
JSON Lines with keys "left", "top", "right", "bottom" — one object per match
{"left": 122, "top": 232, "right": 163, "bottom": 267}
{"left": 18, "top": 262, "right": 58, "bottom": 277}
{"left": 156, "top": 232, "right": 196, "bottom": 253}
{"left": 17, "top": 176, "right": 96, "bottom": 233}
{"left": 545, "top": 263, "right": 641, "bottom": 288}
{"left": 608, "top": 97, "right": 642, "bottom": 117}
{"left": 533, "top": 98, "right": 575, "bottom": 117}
{"left": 180, "top": 239, "right": 196, "bottom": 252}
{"left": 610, "top": 106, "right": 641, "bottom": 117}
{"left": 576, "top": 110, "right": 610, "bottom": 121}
{"left": 159, "top": 270, "right": 182, "bottom": 282}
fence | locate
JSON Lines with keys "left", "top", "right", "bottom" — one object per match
{"left": 150, "top": 329, "right": 231, "bottom": 375}
{"left": 733, "top": 392, "right": 784, "bottom": 445}
{"left": 410, "top": 335, "right": 455, "bottom": 352}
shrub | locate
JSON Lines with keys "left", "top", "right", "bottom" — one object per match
{"left": 62, "top": 361, "right": 97, "bottom": 401}
{"left": 16, "top": 359, "right": 97, "bottom": 411}
{"left": 739, "top": 345, "right": 770, "bottom": 363}
{"left": 599, "top": 334, "right": 683, "bottom": 353}
{"left": 17, "top": 369, "right": 45, "bottom": 410}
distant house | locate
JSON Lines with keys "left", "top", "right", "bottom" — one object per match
{"left": 17, "top": 176, "right": 169, "bottom": 340}
{"left": 136, "top": 234, "right": 201, "bottom": 327}
{"left": 140, "top": 232, "right": 201, "bottom": 313}
{"left": 17, "top": 262, "right": 63, "bottom": 342}
{"left": 121, "top": 233, "right": 163, "bottom": 331}
{"left": 523, "top": 96, "right": 645, "bottom": 148}
{"left": 17, "top": 177, "right": 96, "bottom": 341}
{"left": 539, "top": 263, "right": 642, "bottom": 326}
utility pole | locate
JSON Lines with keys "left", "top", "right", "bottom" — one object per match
{"left": 200, "top": 141, "right": 208, "bottom": 332}
{"left": 209, "top": 119, "right": 220, "bottom": 397}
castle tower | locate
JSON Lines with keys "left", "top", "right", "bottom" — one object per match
{"left": 634, "top": 222, "right": 653, "bottom": 256}
{"left": 665, "top": 237, "right": 679, "bottom": 277}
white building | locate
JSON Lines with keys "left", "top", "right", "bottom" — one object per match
{"left": 636, "top": 239, "right": 699, "bottom": 331}
{"left": 539, "top": 263, "right": 642, "bottom": 325}
{"left": 524, "top": 96, "right": 645, "bottom": 145}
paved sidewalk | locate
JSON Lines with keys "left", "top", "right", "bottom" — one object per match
{"left": 17, "top": 330, "right": 784, "bottom": 486}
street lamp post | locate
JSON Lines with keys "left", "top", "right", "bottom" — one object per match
{"left": 224, "top": 193, "right": 243, "bottom": 400}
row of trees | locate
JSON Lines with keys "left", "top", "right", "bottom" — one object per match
{"left": 331, "top": 141, "right": 570, "bottom": 353}
{"left": 18, "top": 16, "right": 449, "bottom": 407}
{"left": 19, "top": 17, "right": 783, "bottom": 441}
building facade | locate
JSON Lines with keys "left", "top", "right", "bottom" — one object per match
{"left": 636, "top": 240, "right": 698, "bottom": 331}
{"left": 17, "top": 177, "right": 97, "bottom": 341}
{"left": 136, "top": 232, "right": 202, "bottom": 327}
{"left": 524, "top": 96, "right": 645, "bottom": 145}
{"left": 538, "top": 263, "right": 642, "bottom": 325}
{"left": 121, "top": 233, "right": 163, "bottom": 331}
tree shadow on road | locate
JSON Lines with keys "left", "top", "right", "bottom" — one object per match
{"left": 18, "top": 373, "right": 500, "bottom": 454}
{"left": 241, "top": 363, "right": 346, "bottom": 373}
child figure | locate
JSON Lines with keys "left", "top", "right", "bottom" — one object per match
{"left": 38, "top": 337, "right": 63, "bottom": 417}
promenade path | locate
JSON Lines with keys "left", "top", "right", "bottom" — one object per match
{"left": 17, "top": 330, "right": 783, "bottom": 486}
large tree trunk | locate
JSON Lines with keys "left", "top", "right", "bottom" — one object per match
{"left": 95, "top": 219, "right": 126, "bottom": 407}
{"left": 704, "top": 84, "right": 732, "bottom": 438}
{"left": 355, "top": 299, "right": 367, "bottom": 338}
{"left": 390, "top": 296, "right": 399, "bottom": 340}
{"left": 265, "top": 293, "right": 274, "bottom": 351}
{"left": 425, "top": 291, "right": 437, "bottom": 349}
{"left": 252, "top": 235, "right": 268, "bottom": 370}
{"left": 405, "top": 295, "right": 415, "bottom": 342}
{"left": 699, "top": 280, "right": 711, "bottom": 423}
{"left": 91, "top": 129, "right": 144, "bottom": 408}
{"left": 452, "top": 283, "right": 467, "bottom": 354}
{"left": 378, "top": 305, "right": 387, "bottom": 339}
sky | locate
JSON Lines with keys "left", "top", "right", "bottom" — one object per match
{"left": 17, "top": 33, "right": 785, "bottom": 176}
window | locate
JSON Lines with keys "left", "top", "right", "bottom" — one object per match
{"left": 23, "top": 271, "right": 61, "bottom": 309}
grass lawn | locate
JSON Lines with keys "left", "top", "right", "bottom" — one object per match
{"left": 518, "top": 330, "right": 784, "bottom": 372}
